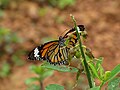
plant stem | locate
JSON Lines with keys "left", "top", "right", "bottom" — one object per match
{"left": 40, "top": 80, "right": 44, "bottom": 90}
{"left": 71, "top": 15, "right": 93, "bottom": 88}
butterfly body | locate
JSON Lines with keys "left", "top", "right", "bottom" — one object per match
{"left": 28, "top": 25, "right": 85, "bottom": 65}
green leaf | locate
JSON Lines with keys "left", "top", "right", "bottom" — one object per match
{"left": 41, "top": 63, "right": 78, "bottom": 72}
{"left": 88, "top": 63, "right": 100, "bottom": 79}
{"left": 27, "top": 84, "right": 40, "bottom": 90}
{"left": 25, "top": 77, "right": 39, "bottom": 85}
{"left": 45, "top": 84, "right": 64, "bottom": 90}
{"left": 29, "top": 65, "right": 54, "bottom": 81}
{"left": 108, "top": 77, "right": 120, "bottom": 90}
{"left": 90, "top": 86, "right": 100, "bottom": 90}
{"left": 101, "top": 64, "right": 120, "bottom": 86}
{"left": 41, "top": 70, "right": 54, "bottom": 80}
{"left": 105, "top": 64, "right": 120, "bottom": 82}
{"left": 29, "top": 65, "right": 45, "bottom": 74}
{"left": 99, "top": 64, "right": 104, "bottom": 79}
{"left": 96, "top": 57, "right": 103, "bottom": 70}
{"left": 104, "top": 71, "right": 111, "bottom": 81}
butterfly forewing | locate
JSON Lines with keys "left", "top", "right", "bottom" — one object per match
{"left": 63, "top": 25, "right": 85, "bottom": 48}
{"left": 28, "top": 41, "right": 58, "bottom": 60}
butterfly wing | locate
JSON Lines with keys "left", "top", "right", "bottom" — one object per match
{"left": 46, "top": 46, "right": 69, "bottom": 65}
{"left": 63, "top": 25, "right": 85, "bottom": 47}
{"left": 28, "top": 40, "right": 59, "bottom": 60}
{"left": 28, "top": 40, "right": 69, "bottom": 65}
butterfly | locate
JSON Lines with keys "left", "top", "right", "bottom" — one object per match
{"left": 28, "top": 25, "right": 85, "bottom": 65}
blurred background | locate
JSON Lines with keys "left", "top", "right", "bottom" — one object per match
{"left": 0, "top": 0, "right": 120, "bottom": 90}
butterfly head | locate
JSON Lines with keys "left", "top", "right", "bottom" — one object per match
{"left": 77, "top": 25, "right": 85, "bottom": 31}
{"left": 59, "top": 36, "right": 65, "bottom": 47}
{"left": 77, "top": 25, "right": 87, "bottom": 38}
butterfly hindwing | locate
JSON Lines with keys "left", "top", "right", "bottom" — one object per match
{"left": 46, "top": 46, "right": 69, "bottom": 65}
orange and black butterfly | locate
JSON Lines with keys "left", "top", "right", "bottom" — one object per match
{"left": 28, "top": 25, "right": 85, "bottom": 65}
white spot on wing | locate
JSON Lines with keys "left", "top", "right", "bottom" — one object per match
{"left": 34, "top": 48, "right": 39, "bottom": 57}
{"left": 77, "top": 26, "right": 81, "bottom": 32}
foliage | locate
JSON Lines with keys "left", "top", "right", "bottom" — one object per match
{"left": 26, "top": 16, "right": 120, "bottom": 90}
{"left": 0, "top": 9, "right": 4, "bottom": 18}
{"left": 107, "top": 77, "right": 120, "bottom": 90}
{"left": 25, "top": 64, "right": 54, "bottom": 90}
{"left": 11, "top": 53, "right": 25, "bottom": 66}
{"left": 45, "top": 84, "right": 64, "bottom": 90}
{"left": 41, "top": 63, "right": 78, "bottom": 73}
{"left": 26, "top": 84, "right": 40, "bottom": 90}
{"left": 0, "top": 0, "right": 75, "bottom": 9}
{"left": 0, "top": 61, "right": 11, "bottom": 78}
{"left": 0, "top": 0, "right": 10, "bottom": 8}
{"left": 0, "top": 27, "right": 24, "bottom": 78}
{"left": 0, "top": 27, "right": 22, "bottom": 47}
{"left": 38, "top": 7, "right": 48, "bottom": 17}
{"left": 47, "top": 0, "right": 75, "bottom": 9}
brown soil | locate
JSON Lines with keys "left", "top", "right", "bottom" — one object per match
{"left": 0, "top": 0, "right": 120, "bottom": 90}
